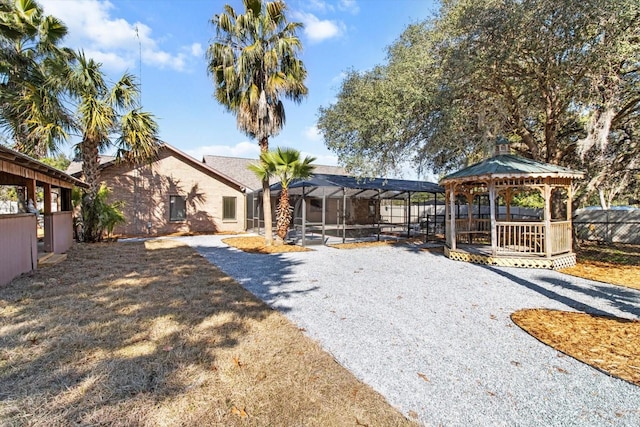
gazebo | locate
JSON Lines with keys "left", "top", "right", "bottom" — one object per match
{"left": 440, "top": 140, "right": 583, "bottom": 269}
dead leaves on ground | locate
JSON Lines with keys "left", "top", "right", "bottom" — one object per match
{"left": 512, "top": 309, "right": 640, "bottom": 386}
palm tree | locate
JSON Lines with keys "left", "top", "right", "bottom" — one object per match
{"left": 0, "top": 0, "right": 74, "bottom": 157}
{"left": 68, "top": 52, "right": 159, "bottom": 242}
{"left": 249, "top": 147, "right": 315, "bottom": 243}
{"left": 207, "top": 0, "right": 308, "bottom": 245}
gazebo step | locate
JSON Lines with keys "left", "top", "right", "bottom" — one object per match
{"left": 38, "top": 253, "right": 67, "bottom": 267}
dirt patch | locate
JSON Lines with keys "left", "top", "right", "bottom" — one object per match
{"left": 0, "top": 240, "right": 412, "bottom": 426}
{"left": 222, "top": 236, "right": 312, "bottom": 254}
{"left": 512, "top": 309, "right": 640, "bottom": 386}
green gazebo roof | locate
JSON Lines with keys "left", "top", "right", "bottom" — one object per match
{"left": 440, "top": 154, "right": 583, "bottom": 184}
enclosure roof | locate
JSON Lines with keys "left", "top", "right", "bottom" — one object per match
{"left": 269, "top": 173, "right": 443, "bottom": 198}
{"left": 0, "top": 144, "right": 88, "bottom": 188}
{"left": 440, "top": 154, "right": 583, "bottom": 184}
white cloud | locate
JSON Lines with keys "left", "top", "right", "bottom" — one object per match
{"left": 185, "top": 141, "right": 260, "bottom": 161}
{"left": 294, "top": 12, "right": 344, "bottom": 43}
{"left": 190, "top": 43, "right": 204, "bottom": 57}
{"left": 306, "top": 0, "right": 332, "bottom": 13}
{"left": 39, "top": 0, "right": 196, "bottom": 73}
{"left": 338, "top": 0, "right": 359, "bottom": 14}
{"left": 303, "top": 125, "right": 322, "bottom": 142}
{"left": 302, "top": 151, "right": 338, "bottom": 166}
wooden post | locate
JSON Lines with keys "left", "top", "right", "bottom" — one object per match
{"left": 466, "top": 192, "right": 473, "bottom": 244}
{"left": 26, "top": 178, "right": 36, "bottom": 207}
{"left": 544, "top": 179, "right": 552, "bottom": 258}
{"left": 449, "top": 184, "right": 457, "bottom": 250}
{"left": 489, "top": 182, "right": 497, "bottom": 256}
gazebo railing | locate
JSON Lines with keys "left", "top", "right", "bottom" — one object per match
{"left": 550, "top": 221, "right": 572, "bottom": 255}
{"left": 455, "top": 218, "right": 490, "bottom": 244}
{"left": 452, "top": 218, "right": 573, "bottom": 256}
{"left": 496, "top": 221, "right": 545, "bottom": 254}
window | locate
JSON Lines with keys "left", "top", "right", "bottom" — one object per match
{"left": 169, "top": 195, "right": 186, "bottom": 221}
{"left": 223, "top": 196, "right": 236, "bottom": 220}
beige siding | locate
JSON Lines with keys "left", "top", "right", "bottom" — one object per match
{"left": 100, "top": 149, "right": 245, "bottom": 236}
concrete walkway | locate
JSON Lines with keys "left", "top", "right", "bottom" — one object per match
{"left": 179, "top": 235, "right": 640, "bottom": 426}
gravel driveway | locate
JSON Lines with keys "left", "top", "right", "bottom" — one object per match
{"left": 179, "top": 235, "right": 640, "bottom": 426}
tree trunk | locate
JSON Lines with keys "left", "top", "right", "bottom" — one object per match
{"left": 276, "top": 187, "right": 291, "bottom": 242}
{"left": 81, "top": 138, "right": 102, "bottom": 242}
{"left": 259, "top": 136, "right": 273, "bottom": 246}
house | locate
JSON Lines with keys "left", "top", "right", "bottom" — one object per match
{"left": 69, "top": 144, "right": 248, "bottom": 236}
{"left": 1, "top": 145, "right": 87, "bottom": 285}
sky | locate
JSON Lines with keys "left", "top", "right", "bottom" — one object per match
{"left": 39, "top": 0, "right": 439, "bottom": 177}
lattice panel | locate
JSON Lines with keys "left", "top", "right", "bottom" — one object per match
{"left": 444, "top": 247, "right": 576, "bottom": 270}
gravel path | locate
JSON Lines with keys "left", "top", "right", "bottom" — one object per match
{"left": 179, "top": 235, "right": 640, "bottom": 426}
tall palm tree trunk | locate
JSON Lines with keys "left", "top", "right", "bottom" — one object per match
{"left": 81, "top": 138, "right": 101, "bottom": 242}
{"left": 260, "top": 136, "right": 273, "bottom": 245}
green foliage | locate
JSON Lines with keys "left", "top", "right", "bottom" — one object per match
{"left": 248, "top": 147, "right": 316, "bottom": 241}
{"left": 0, "top": 0, "right": 75, "bottom": 157}
{"left": 68, "top": 52, "right": 159, "bottom": 242}
{"left": 39, "top": 153, "right": 71, "bottom": 171}
{"left": 207, "top": 0, "right": 308, "bottom": 141}
{"left": 511, "top": 190, "right": 545, "bottom": 209}
{"left": 318, "top": 0, "right": 640, "bottom": 205}
{"left": 209, "top": 0, "right": 308, "bottom": 245}
{"left": 75, "top": 184, "right": 125, "bottom": 241}
{"left": 250, "top": 147, "right": 316, "bottom": 189}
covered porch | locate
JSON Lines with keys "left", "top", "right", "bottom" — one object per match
{"left": 440, "top": 141, "right": 583, "bottom": 269}
{"left": 1, "top": 145, "right": 87, "bottom": 285}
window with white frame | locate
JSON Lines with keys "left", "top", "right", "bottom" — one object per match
{"left": 223, "top": 196, "right": 236, "bottom": 220}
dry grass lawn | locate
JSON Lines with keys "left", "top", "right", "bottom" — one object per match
{"left": 0, "top": 240, "right": 413, "bottom": 426}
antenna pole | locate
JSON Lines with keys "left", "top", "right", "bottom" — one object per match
{"left": 135, "top": 25, "right": 142, "bottom": 105}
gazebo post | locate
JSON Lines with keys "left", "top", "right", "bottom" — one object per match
{"left": 466, "top": 192, "right": 473, "bottom": 244}
{"left": 448, "top": 184, "right": 457, "bottom": 250}
{"left": 489, "top": 182, "right": 497, "bottom": 256}
{"left": 544, "top": 179, "right": 552, "bottom": 258}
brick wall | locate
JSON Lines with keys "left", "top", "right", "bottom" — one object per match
{"left": 99, "top": 149, "right": 245, "bottom": 236}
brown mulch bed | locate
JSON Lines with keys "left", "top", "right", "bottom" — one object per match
{"left": 0, "top": 240, "right": 412, "bottom": 426}
{"left": 515, "top": 242, "right": 640, "bottom": 387}
{"left": 222, "top": 235, "right": 311, "bottom": 253}
{"left": 512, "top": 309, "right": 640, "bottom": 386}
